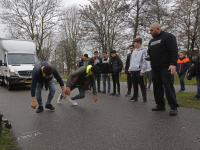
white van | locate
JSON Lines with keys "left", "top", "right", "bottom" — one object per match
{"left": 0, "top": 39, "right": 38, "bottom": 90}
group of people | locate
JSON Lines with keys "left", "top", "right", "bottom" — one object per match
{"left": 31, "top": 22, "right": 200, "bottom": 117}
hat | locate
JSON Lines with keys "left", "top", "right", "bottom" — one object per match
{"left": 84, "top": 54, "right": 88, "bottom": 58}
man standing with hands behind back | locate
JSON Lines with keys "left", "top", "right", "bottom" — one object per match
{"left": 146, "top": 23, "right": 179, "bottom": 116}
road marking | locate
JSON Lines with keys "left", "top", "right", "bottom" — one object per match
{"left": 16, "top": 130, "right": 42, "bottom": 141}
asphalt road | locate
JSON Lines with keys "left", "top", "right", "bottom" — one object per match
{"left": 0, "top": 82, "right": 200, "bottom": 150}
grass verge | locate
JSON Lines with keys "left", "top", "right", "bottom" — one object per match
{"left": 175, "top": 92, "right": 200, "bottom": 110}
{"left": 0, "top": 122, "right": 20, "bottom": 150}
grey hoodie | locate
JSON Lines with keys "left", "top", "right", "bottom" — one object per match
{"left": 128, "top": 47, "right": 147, "bottom": 73}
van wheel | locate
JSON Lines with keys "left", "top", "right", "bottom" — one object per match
{"left": 7, "top": 82, "right": 13, "bottom": 91}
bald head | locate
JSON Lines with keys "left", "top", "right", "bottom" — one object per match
{"left": 149, "top": 22, "right": 162, "bottom": 37}
{"left": 150, "top": 22, "right": 161, "bottom": 29}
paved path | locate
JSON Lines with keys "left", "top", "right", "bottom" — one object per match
{"left": 0, "top": 82, "right": 200, "bottom": 150}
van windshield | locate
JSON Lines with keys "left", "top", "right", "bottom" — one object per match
{"left": 8, "top": 53, "right": 38, "bottom": 65}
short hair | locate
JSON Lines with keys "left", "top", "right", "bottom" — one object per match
{"left": 179, "top": 51, "right": 186, "bottom": 55}
{"left": 133, "top": 37, "right": 143, "bottom": 45}
{"left": 94, "top": 51, "right": 98, "bottom": 54}
{"left": 110, "top": 50, "right": 116, "bottom": 54}
{"left": 43, "top": 66, "right": 53, "bottom": 76}
{"left": 130, "top": 45, "right": 135, "bottom": 48}
{"left": 91, "top": 65, "right": 99, "bottom": 75}
{"left": 84, "top": 54, "right": 88, "bottom": 58}
{"left": 103, "top": 52, "right": 107, "bottom": 54}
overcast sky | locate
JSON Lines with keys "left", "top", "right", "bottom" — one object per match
{"left": 0, "top": 0, "right": 90, "bottom": 38}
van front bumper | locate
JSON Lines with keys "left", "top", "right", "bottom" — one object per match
{"left": 8, "top": 77, "right": 32, "bottom": 85}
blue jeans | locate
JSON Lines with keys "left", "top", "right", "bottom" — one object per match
{"left": 102, "top": 74, "right": 110, "bottom": 92}
{"left": 35, "top": 78, "right": 56, "bottom": 107}
{"left": 178, "top": 73, "right": 186, "bottom": 91}
{"left": 196, "top": 73, "right": 200, "bottom": 96}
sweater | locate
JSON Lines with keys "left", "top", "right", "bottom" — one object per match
{"left": 101, "top": 58, "right": 110, "bottom": 74}
{"left": 128, "top": 47, "right": 147, "bottom": 73}
{"left": 148, "top": 31, "right": 178, "bottom": 70}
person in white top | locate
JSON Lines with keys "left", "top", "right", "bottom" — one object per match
{"left": 128, "top": 37, "right": 147, "bottom": 103}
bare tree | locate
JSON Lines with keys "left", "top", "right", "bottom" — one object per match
{"left": 170, "top": 0, "right": 199, "bottom": 59}
{"left": 128, "top": 0, "right": 171, "bottom": 39}
{"left": 79, "top": 0, "right": 129, "bottom": 54}
{"left": 0, "top": 0, "right": 61, "bottom": 60}
{"left": 58, "top": 6, "right": 83, "bottom": 74}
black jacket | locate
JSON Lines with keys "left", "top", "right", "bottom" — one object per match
{"left": 125, "top": 53, "right": 132, "bottom": 74}
{"left": 101, "top": 58, "right": 110, "bottom": 74}
{"left": 109, "top": 55, "right": 123, "bottom": 73}
{"left": 89, "top": 57, "right": 102, "bottom": 73}
{"left": 192, "top": 54, "right": 200, "bottom": 74}
{"left": 148, "top": 31, "right": 178, "bottom": 70}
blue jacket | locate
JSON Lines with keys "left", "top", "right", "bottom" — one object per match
{"left": 176, "top": 57, "right": 190, "bottom": 74}
{"left": 31, "top": 61, "right": 64, "bottom": 97}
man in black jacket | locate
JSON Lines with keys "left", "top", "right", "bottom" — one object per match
{"left": 109, "top": 50, "right": 123, "bottom": 97}
{"left": 89, "top": 51, "right": 102, "bottom": 93}
{"left": 125, "top": 45, "right": 135, "bottom": 97}
{"left": 146, "top": 22, "right": 179, "bottom": 116}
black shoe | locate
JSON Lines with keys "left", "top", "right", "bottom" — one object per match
{"left": 125, "top": 92, "right": 131, "bottom": 97}
{"left": 170, "top": 107, "right": 178, "bottom": 116}
{"left": 109, "top": 92, "right": 116, "bottom": 96}
{"left": 102, "top": 91, "right": 106, "bottom": 94}
{"left": 191, "top": 95, "right": 200, "bottom": 99}
{"left": 36, "top": 106, "right": 44, "bottom": 113}
{"left": 152, "top": 105, "right": 165, "bottom": 111}
{"left": 45, "top": 104, "right": 55, "bottom": 110}
{"left": 98, "top": 90, "right": 102, "bottom": 93}
{"left": 129, "top": 97, "right": 138, "bottom": 102}
{"left": 116, "top": 93, "right": 121, "bottom": 97}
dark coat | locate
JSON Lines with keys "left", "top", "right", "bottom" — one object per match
{"left": 109, "top": 55, "right": 123, "bottom": 73}
{"left": 125, "top": 53, "right": 132, "bottom": 74}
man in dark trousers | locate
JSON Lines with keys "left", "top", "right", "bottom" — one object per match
{"left": 176, "top": 51, "right": 190, "bottom": 93}
{"left": 128, "top": 37, "right": 147, "bottom": 103}
{"left": 31, "top": 61, "right": 66, "bottom": 113}
{"left": 89, "top": 51, "right": 102, "bottom": 93}
{"left": 101, "top": 52, "right": 111, "bottom": 93}
{"left": 109, "top": 50, "right": 123, "bottom": 97}
{"left": 57, "top": 65, "right": 99, "bottom": 105}
{"left": 146, "top": 22, "right": 179, "bottom": 116}
{"left": 125, "top": 45, "right": 135, "bottom": 97}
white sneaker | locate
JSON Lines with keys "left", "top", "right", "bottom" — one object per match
{"left": 69, "top": 98, "right": 78, "bottom": 106}
{"left": 57, "top": 94, "right": 63, "bottom": 103}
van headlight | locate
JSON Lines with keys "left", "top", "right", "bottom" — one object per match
{"left": 9, "top": 70, "right": 18, "bottom": 76}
